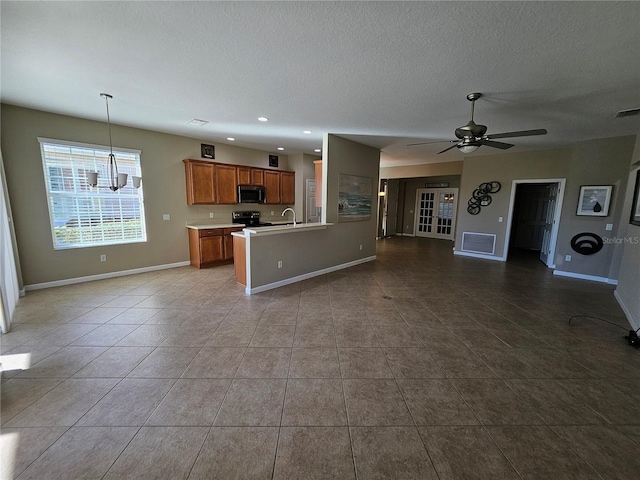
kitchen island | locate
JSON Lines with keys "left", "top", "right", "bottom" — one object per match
{"left": 232, "top": 222, "right": 376, "bottom": 294}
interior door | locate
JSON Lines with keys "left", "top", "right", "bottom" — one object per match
{"left": 306, "top": 179, "right": 320, "bottom": 223}
{"left": 414, "top": 188, "right": 458, "bottom": 240}
{"left": 540, "top": 184, "right": 558, "bottom": 266}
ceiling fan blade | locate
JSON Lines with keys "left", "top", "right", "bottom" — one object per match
{"left": 479, "top": 139, "right": 514, "bottom": 150}
{"left": 438, "top": 144, "right": 459, "bottom": 154}
{"left": 485, "top": 128, "right": 547, "bottom": 139}
{"left": 407, "top": 140, "right": 457, "bottom": 147}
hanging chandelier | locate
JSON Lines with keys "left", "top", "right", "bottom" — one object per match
{"left": 87, "top": 93, "right": 141, "bottom": 191}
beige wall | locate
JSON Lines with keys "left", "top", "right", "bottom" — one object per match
{"left": 455, "top": 136, "right": 635, "bottom": 281}
{"left": 247, "top": 134, "right": 380, "bottom": 289}
{"left": 615, "top": 128, "right": 640, "bottom": 328}
{"left": 380, "top": 161, "right": 463, "bottom": 179}
{"left": 1, "top": 104, "right": 295, "bottom": 287}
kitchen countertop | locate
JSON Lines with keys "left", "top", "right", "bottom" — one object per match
{"left": 234, "top": 223, "right": 333, "bottom": 236}
{"left": 186, "top": 223, "right": 244, "bottom": 230}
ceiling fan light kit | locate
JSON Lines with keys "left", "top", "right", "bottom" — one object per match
{"left": 409, "top": 92, "right": 548, "bottom": 154}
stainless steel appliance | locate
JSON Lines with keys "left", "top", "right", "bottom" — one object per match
{"left": 232, "top": 211, "right": 272, "bottom": 227}
{"left": 237, "top": 185, "right": 266, "bottom": 203}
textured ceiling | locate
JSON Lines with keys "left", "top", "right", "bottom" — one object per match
{"left": 2, "top": 1, "right": 639, "bottom": 167}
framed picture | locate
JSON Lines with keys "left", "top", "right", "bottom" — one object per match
{"left": 576, "top": 185, "right": 612, "bottom": 216}
{"left": 201, "top": 144, "right": 215, "bottom": 159}
{"left": 338, "top": 174, "right": 372, "bottom": 222}
{"left": 269, "top": 155, "right": 278, "bottom": 167}
{"left": 630, "top": 170, "right": 640, "bottom": 226}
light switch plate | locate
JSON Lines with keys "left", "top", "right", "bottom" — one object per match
{"left": 162, "top": 214, "right": 170, "bottom": 221}
{"left": 605, "top": 223, "right": 613, "bottom": 231}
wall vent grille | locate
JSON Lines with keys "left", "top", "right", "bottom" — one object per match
{"left": 615, "top": 108, "right": 640, "bottom": 118}
{"left": 461, "top": 232, "right": 496, "bottom": 255}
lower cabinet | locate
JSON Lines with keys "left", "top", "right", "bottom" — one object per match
{"left": 188, "top": 227, "right": 244, "bottom": 268}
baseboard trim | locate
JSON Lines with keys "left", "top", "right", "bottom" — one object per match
{"left": 614, "top": 290, "right": 640, "bottom": 331}
{"left": 453, "top": 251, "right": 505, "bottom": 262}
{"left": 24, "top": 261, "right": 191, "bottom": 291}
{"left": 247, "top": 256, "right": 377, "bottom": 294}
{"left": 552, "top": 270, "right": 618, "bottom": 285}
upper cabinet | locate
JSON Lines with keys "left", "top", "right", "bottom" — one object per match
{"left": 184, "top": 160, "right": 215, "bottom": 204}
{"left": 215, "top": 164, "right": 238, "bottom": 204}
{"left": 183, "top": 159, "right": 294, "bottom": 205}
{"left": 264, "top": 170, "right": 281, "bottom": 204}
{"left": 281, "top": 171, "right": 295, "bottom": 205}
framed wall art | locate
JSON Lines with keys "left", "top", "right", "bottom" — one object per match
{"left": 338, "top": 174, "right": 372, "bottom": 222}
{"left": 201, "top": 144, "right": 215, "bottom": 159}
{"left": 630, "top": 170, "right": 640, "bottom": 226}
{"left": 576, "top": 185, "right": 612, "bottom": 216}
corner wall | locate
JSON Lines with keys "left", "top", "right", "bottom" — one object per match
{"left": 615, "top": 128, "right": 640, "bottom": 329}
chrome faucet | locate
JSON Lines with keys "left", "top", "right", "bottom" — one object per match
{"left": 282, "top": 208, "right": 296, "bottom": 226}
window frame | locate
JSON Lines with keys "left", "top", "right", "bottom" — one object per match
{"left": 38, "top": 137, "right": 147, "bottom": 250}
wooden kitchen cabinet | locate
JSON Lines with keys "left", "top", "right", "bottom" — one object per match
{"left": 281, "top": 171, "right": 295, "bottom": 205}
{"left": 264, "top": 170, "right": 281, "bottom": 204}
{"left": 251, "top": 168, "right": 264, "bottom": 186}
{"left": 184, "top": 160, "right": 215, "bottom": 205}
{"left": 188, "top": 226, "right": 244, "bottom": 268}
{"left": 314, "top": 160, "right": 322, "bottom": 208}
{"left": 215, "top": 164, "right": 238, "bottom": 204}
{"left": 237, "top": 166, "right": 251, "bottom": 185}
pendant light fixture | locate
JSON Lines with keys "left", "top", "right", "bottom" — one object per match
{"left": 87, "top": 93, "right": 141, "bottom": 190}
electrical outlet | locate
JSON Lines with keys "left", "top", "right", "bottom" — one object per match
{"left": 498, "top": 216, "right": 504, "bottom": 223}
{"left": 605, "top": 223, "right": 613, "bottom": 231}
{"left": 209, "top": 212, "right": 214, "bottom": 218}
{"left": 277, "top": 260, "right": 283, "bottom": 269}
{"left": 271, "top": 211, "right": 274, "bottom": 216}
{"left": 565, "top": 255, "right": 572, "bottom": 262}
{"left": 100, "top": 254, "right": 107, "bottom": 262}
{"left": 162, "top": 214, "right": 170, "bottom": 221}
{"left": 359, "top": 244, "right": 363, "bottom": 251}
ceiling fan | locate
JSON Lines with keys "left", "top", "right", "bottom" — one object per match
{"left": 408, "top": 93, "right": 547, "bottom": 154}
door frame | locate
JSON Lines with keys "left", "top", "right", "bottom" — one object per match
{"left": 503, "top": 178, "right": 566, "bottom": 268}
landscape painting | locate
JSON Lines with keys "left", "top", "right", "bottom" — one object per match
{"left": 338, "top": 174, "right": 372, "bottom": 222}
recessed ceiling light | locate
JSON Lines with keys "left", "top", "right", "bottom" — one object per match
{"left": 277, "top": 147, "right": 284, "bottom": 151}
{"left": 187, "top": 118, "right": 208, "bottom": 126}
{"left": 303, "top": 130, "right": 312, "bottom": 134}
{"left": 227, "top": 137, "right": 235, "bottom": 141}
{"left": 314, "top": 149, "right": 321, "bottom": 153}
{"left": 258, "top": 116, "right": 269, "bottom": 122}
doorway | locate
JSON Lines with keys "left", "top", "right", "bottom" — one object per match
{"left": 504, "top": 179, "right": 565, "bottom": 267}
{"left": 414, "top": 188, "right": 459, "bottom": 240}
{"left": 378, "top": 179, "right": 399, "bottom": 237}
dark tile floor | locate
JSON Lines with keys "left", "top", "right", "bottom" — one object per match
{"left": 1, "top": 237, "right": 640, "bottom": 479}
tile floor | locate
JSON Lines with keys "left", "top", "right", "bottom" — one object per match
{"left": 1, "top": 237, "right": 640, "bottom": 479}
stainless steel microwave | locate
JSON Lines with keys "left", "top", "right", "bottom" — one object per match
{"left": 237, "top": 185, "right": 266, "bottom": 203}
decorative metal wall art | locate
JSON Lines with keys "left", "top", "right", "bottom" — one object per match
{"left": 467, "top": 181, "right": 501, "bottom": 215}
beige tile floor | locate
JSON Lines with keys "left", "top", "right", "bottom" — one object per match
{"left": 2, "top": 237, "right": 640, "bottom": 479}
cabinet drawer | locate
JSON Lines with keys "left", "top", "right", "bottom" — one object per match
{"left": 223, "top": 227, "right": 244, "bottom": 235}
{"left": 199, "top": 228, "right": 224, "bottom": 237}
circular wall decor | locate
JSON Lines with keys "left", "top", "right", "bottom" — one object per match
{"left": 479, "top": 195, "right": 492, "bottom": 206}
{"left": 467, "top": 205, "right": 481, "bottom": 215}
{"left": 570, "top": 233, "right": 604, "bottom": 255}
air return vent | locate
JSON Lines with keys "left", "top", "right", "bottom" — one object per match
{"left": 615, "top": 108, "right": 640, "bottom": 119}
{"left": 461, "top": 232, "right": 496, "bottom": 255}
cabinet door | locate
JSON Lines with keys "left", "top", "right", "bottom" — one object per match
{"left": 251, "top": 168, "right": 264, "bottom": 186}
{"left": 237, "top": 166, "right": 251, "bottom": 185}
{"left": 264, "top": 170, "right": 281, "bottom": 204}
{"left": 200, "top": 235, "right": 224, "bottom": 264}
{"left": 215, "top": 164, "right": 238, "bottom": 204}
{"left": 223, "top": 234, "right": 234, "bottom": 260}
{"left": 281, "top": 171, "right": 295, "bottom": 205}
{"left": 185, "top": 161, "right": 214, "bottom": 205}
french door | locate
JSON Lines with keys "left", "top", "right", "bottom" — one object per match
{"left": 414, "top": 188, "right": 459, "bottom": 240}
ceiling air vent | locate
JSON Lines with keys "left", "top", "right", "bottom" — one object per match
{"left": 188, "top": 118, "right": 209, "bottom": 126}
{"left": 615, "top": 108, "right": 640, "bottom": 119}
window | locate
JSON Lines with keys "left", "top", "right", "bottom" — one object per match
{"left": 38, "top": 138, "right": 147, "bottom": 250}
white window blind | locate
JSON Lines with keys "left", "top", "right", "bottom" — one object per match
{"left": 39, "top": 139, "right": 147, "bottom": 250}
